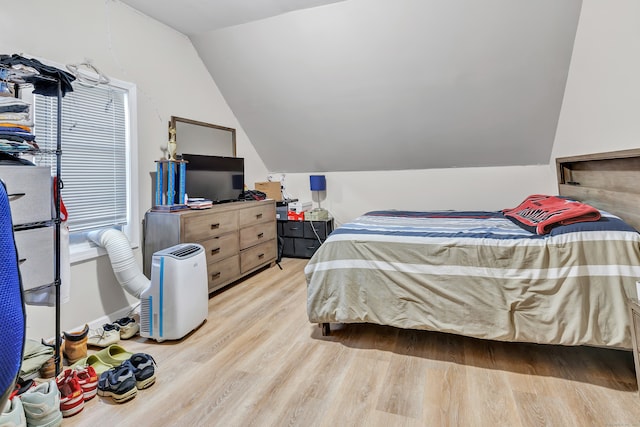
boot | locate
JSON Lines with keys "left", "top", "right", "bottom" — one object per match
{"left": 39, "top": 357, "right": 56, "bottom": 379}
{"left": 40, "top": 336, "right": 64, "bottom": 378}
{"left": 63, "top": 324, "right": 89, "bottom": 364}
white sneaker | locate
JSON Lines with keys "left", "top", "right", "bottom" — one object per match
{"left": 87, "top": 324, "right": 120, "bottom": 348}
{"left": 0, "top": 397, "right": 26, "bottom": 427}
{"left": 19, "top": 379, "right": 62, "bottom": 427}
{"left": 113, "top": 317, "right": 139, "bottom": 340}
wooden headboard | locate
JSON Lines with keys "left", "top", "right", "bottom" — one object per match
{"left": 556, "top": 148, "right": 640, "bottom": 231}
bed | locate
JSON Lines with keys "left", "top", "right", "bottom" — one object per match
{"left": 305, "top": 149, "right": 640, "bottom": 349}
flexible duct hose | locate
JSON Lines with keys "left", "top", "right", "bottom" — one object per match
{"left": 87, "top": 229, "right": 149, "bottom": 299}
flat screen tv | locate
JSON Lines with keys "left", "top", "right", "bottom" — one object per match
{"left": 181, "top": 154, "right": 244, "bottom": 203}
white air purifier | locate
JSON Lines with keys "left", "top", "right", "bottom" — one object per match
{"left": 140, "top": 243, "right": 208, "bottom": 342}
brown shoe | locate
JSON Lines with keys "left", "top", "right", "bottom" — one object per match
{"left": 63, "top": 324, "right": 89, "bottom": 364}
{"left": 41, "top": 336, "right": 64, "bottom": 376}
{"left": 39, "top": 357, "right": 57, "bottom": 378}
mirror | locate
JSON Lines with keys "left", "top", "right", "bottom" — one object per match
{"left": 169, "top": 116, "right": 236, "bottom": 157}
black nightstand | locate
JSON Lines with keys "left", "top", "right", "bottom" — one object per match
{"left": 278, "top": 218, "right": 334, "bottom": 258}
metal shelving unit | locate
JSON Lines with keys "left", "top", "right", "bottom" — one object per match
{"left": 1, "top": 69, "right": 63, "bottom": 376}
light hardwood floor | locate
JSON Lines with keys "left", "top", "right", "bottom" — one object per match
{"left": 63, "top": 257, "right": 640, "bottom": 426}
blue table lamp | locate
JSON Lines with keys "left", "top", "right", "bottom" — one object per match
{"left": 310, "top": 175, "right": 326, "bottom": 210}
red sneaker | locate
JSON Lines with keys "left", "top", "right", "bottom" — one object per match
{"left": 74, "top": 365, "right": 98, "bottom": 401}
{"left": 8, "top": 378, "right": 36, "bottom": 400}
{"left": 55, "top": 369, "right": 85, "bottom": 417}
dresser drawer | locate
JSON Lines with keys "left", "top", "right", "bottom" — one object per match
{"left": 0, "top": 166, "right": 52, "bottom": 225}
{"left": 207, "top": 254, "right": 240, "bottom": 292}
{"left": 240, "top": 239, "right": 276, "bottom": 273}
{"left": 240, "top": 222, "right": 276, "bottom": 250}
{"left": 183, "top": 210, "right": 237, "bottom": 241}
{"left": 239, "top": 203, "right": 275, "bottom": 227}
{"left": 201, "top": 232, "right": 239, "bottom": 263}
{"left": 14, "top": 227, "right": 54, "bottom": 291}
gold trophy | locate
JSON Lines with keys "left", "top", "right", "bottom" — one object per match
{"left": 167, "top": 127, "right": 177, "bottom": 161}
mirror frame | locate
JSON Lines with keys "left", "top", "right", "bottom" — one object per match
{"left": 169, "top": 116, "right": 237, "bottom": 157}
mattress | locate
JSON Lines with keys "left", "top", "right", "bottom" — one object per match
{"left": 305, "top": 209, "right": 640, "bottom": 349}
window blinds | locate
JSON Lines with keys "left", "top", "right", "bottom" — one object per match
{"left": 34, "top": 83, "right": 129, "bottom": 232}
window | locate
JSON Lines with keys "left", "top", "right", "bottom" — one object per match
{"left": 33, "top": 75, "right": 138, "bottom": 262}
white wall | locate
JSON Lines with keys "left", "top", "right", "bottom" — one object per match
{"left": 0, "top": 0, "right": 268, "bottom": 339}
{"left": 551, "top": 0, "right": 640, "bottom": 159}
{"left": 267, "top": 165, "right": 555, "bottom": 226}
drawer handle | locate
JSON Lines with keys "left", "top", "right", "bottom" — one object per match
{"left": 18, "top": 258, "right": 26, "bottom": 265}
{"left": 258, "top": 253, "right": 265, "bottom": 259}
{"left": 256, "top": 213, "right": 263, "bottom": 219}
{"left": 257, "top": 232, "right": 264, "bottom": 239}
{"left": 8, "top": 193, "right": 26, "bottom": 201}
{"left": 290, "top": 227, "right": 300, "bottom": 231}
{"left": 211, "top": 223, "right": 220, "bottom": 230}
{"left": 211, "top": 248, "right": 220, "bottom": 255}
{"left": 211, "top": 272, "right": 221, "bottom": 279}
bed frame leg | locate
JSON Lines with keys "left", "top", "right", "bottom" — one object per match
{"left": 320, "top": 323, "right": 331, "bottom": 336}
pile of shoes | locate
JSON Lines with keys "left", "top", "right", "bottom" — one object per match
{"left": 72, "top": 344, "right": 156, "bottom": 404}
{"left": 37, "top": 316, "right": 141, "bottom": 379}
{"left": 96, "top": 351, "right": 156, "bottom": 403}
{"left": 1, "top": 315, "right": 154, "bottom": 424}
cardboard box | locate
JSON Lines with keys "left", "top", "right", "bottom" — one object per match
{"left": 255, "top": 181, "right": 282, "bottom": 201}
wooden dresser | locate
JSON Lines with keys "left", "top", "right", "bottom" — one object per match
{"left": 143, "top": 200, "right": 276, "bottom": 294}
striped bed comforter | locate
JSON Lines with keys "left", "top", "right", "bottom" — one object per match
{"left": 305, "top": 210, "right": 640, "bottom": 349}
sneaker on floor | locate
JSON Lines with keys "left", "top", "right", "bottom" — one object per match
{"left": 9, "top": 379, "right": 36, "bottom": 401}
{"left": 97, "top": 365, "right": 137, "bottom": 404}
{"left": 113, "top": 317, "right": 139, "bottom": 340}
{"left": 73, "top": 365, "right": 98, "bottom": 401}
{"left": 0, "top": 397, "right": 26, "bottom": 427}
{"left": 19, "top": 379, "right": 62, "bottom": 427}
{"left": 55, "top": 370, "right": 84, "bottom": 418}
{"left": 122, "top": 353, "right": 157, "bottom": 390}
{"left": 87, "top": 324, "right": 120, "bottom": 348}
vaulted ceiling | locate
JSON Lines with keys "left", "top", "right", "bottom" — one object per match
{"left": 120, "top": 0, "right": 583, "bottom": 173}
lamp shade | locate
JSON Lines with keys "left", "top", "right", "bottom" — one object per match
{"left": 310, "top": 175, "right": 326, "bottom": 191}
